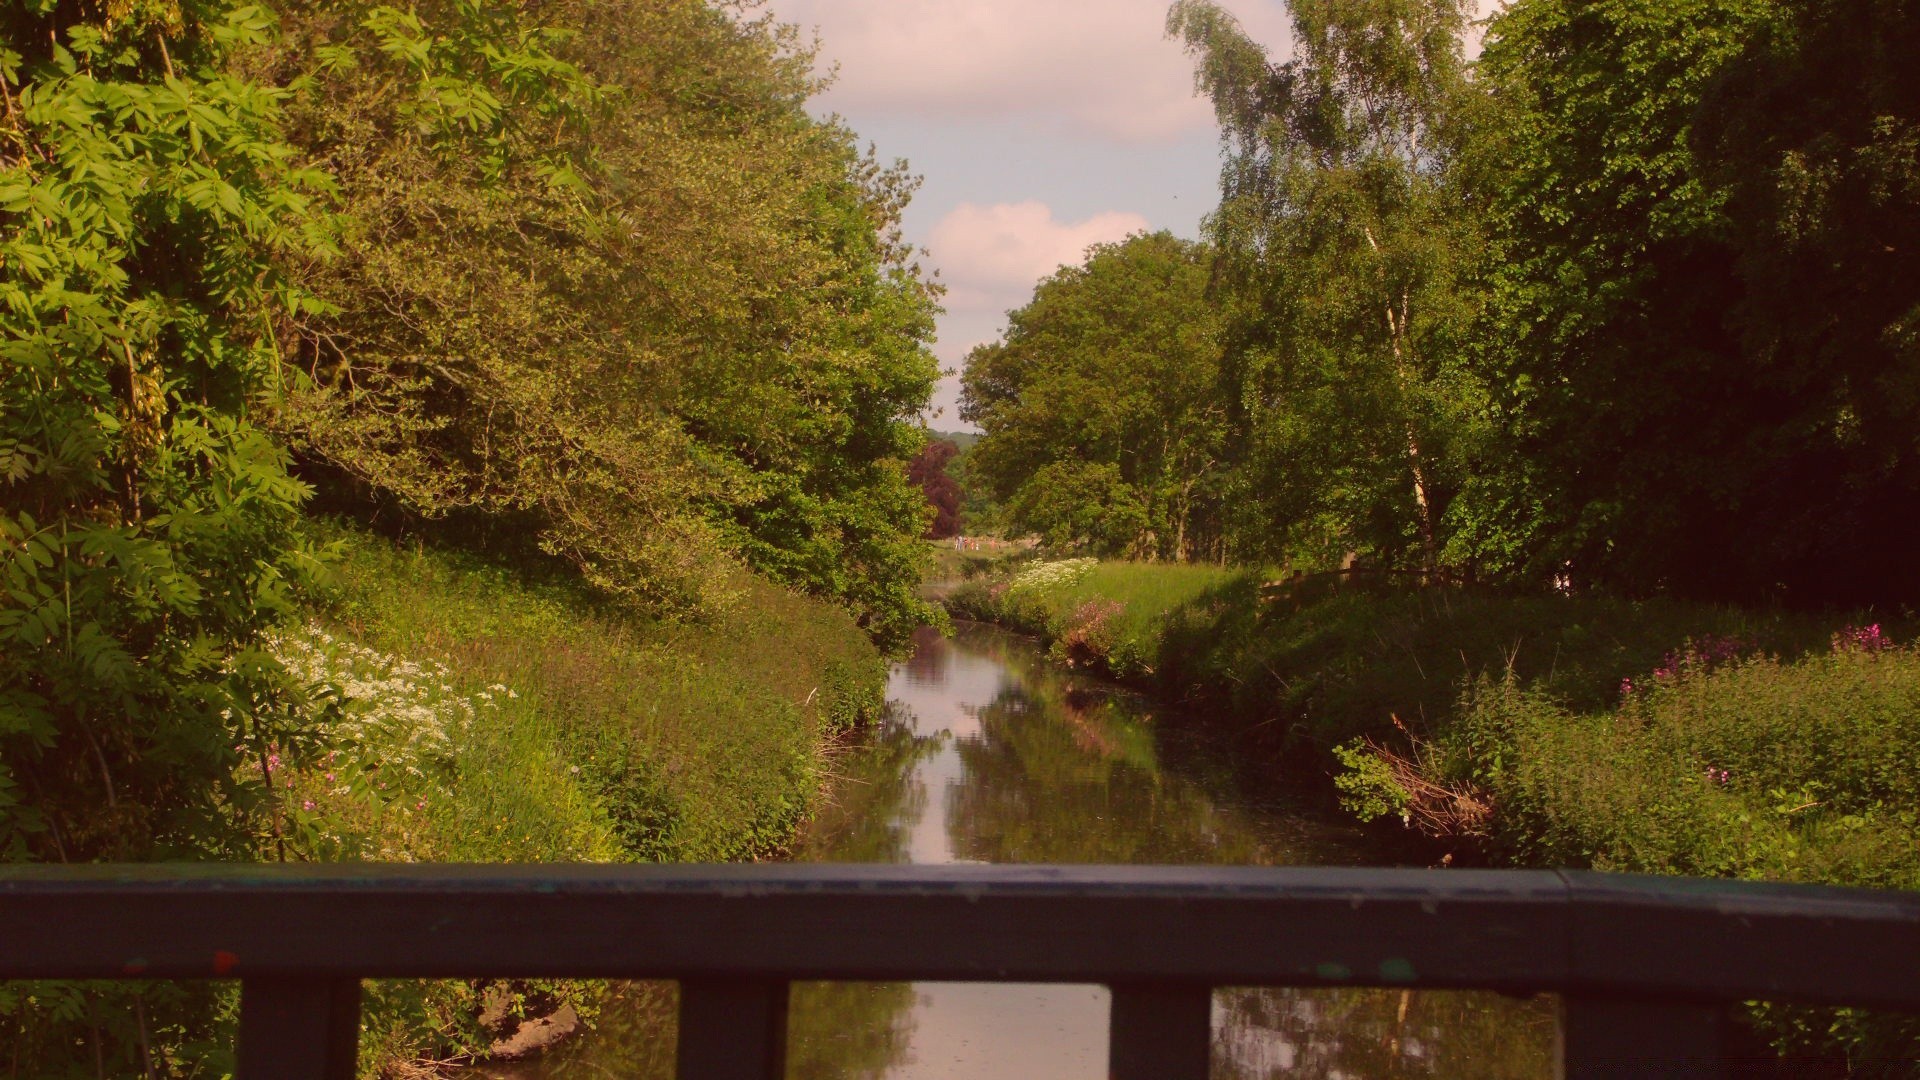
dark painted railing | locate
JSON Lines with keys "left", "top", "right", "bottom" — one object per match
{"left": 4, "top": 863, "right": 1918, "bottom": 1078}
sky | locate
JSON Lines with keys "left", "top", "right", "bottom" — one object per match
{"left": 760, "top": 0, "right": 1300, "bottom": 431}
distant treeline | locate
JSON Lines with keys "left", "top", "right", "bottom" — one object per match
{"left": 963, "top": 0, "right": 1920, "bottom": 612}
{"left": 1, "top": 0, "right": 938, "bottom": 865}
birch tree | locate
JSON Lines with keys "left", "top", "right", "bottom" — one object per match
{"left": 1169, "top": 0, "right": 1481, "bottom": 570}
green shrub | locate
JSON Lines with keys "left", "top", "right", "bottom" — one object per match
{"left": 1424, "top": 631, "right": 1920, "bottom": 1069}
{"left": 1448, "top": 634, "right": 1920, "bottom": 885}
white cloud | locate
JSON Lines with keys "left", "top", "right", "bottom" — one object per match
{"left": 929, "top": 201, "right": 1151, "bottom": 302}
{"left": 770, "top": 0, "right": 1295, "bottom": 142}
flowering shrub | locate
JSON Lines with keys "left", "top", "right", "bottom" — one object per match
{"left": 1056, "top": 599, "right": 1125, "bottom": 669}
{"left": 259, "top": 623, "right": 515, "bottom": 859}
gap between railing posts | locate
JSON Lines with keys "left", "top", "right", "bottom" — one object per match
{"left": 0, "top": 863, "right": 1915, "bottom": 1078}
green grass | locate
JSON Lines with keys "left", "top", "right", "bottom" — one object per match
{"left": 311, "top": 523, "right": 885, "bottom": 864}
{"left": 945, "top": 558, "right": 1243, "bottom": 678}
{"left": 283, "top": 522, "right": 886, "bottom": 1068}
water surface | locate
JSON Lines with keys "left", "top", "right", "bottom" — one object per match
{"left": 495, "top": 622, "right": 1556, "bottom": 1077}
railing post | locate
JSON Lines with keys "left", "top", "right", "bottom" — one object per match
{"left": 1560, "top": 994, "right": 1728, "bottom": 1079}
{"left": 677, "top": 978, "right": 789, "bottom": 1080}
{"left": 237, "top": 978, "right": 360, "bottom": 1080}
{"left": 1109, "top": 983, "right": 1212, "bottom": 1080}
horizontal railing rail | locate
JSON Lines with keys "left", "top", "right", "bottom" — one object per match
{"left": 3, "top": 864, "right": 1917, "bottom": 1078}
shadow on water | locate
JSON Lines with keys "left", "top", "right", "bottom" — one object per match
{"left": 488, "top": 622, "right": 1557, "bottom": 1078}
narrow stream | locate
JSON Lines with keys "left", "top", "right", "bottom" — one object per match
{"left": 498, "top": 622, "right": 1557, "bottom": 1078}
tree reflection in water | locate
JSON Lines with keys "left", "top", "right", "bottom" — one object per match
{"left": 1214, "top": 987, "right": 1556, "bottom": 1078}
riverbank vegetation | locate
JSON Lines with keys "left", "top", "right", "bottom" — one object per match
{"left": 952, "top": 0, "right": 1920, "bottom": 1067}
{"left": 317, "top": 524, "right": 884, "bottom": 1068}
{"left": 966, "top": 0, "right": 1920, "bottom": 610}
{"left": 4, "top": 522, "right": 888, "bottom": 1071}
{"left": 949, "top": 556, "right": 1920, "bottom": 1066}
{"left": 2, "top": 0, "right": 922, "bottom": 1071}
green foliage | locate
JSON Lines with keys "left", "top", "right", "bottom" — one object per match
{"left": 1454, "top": 0, "right": 1920, "bottom": 606}
{"left": 961, "top": 232, "right": 1229, "bottom": 560}
{"left": 1425, "top": 632, "right": 1920, "bottom": 1068}
{"left": 1142, "top": 0, "right": 1920, "bottom": 609}
{"left": 1169, "top": 0, "right": 1481, "bottom": 570}
{"left": 1331, "top": 739, "right": 1411, "bottom": 824}
{"left": 1005, "top": 460, "right": 1151, "bottom": 557}
{"left": 946, "top": 559, "right": 1243, "bottom": 681}
{"left": 317, "top": 522, "right": 885, "bottom": 865}
{"left": 0, "top": 2, "right": 329, "bottom": 863}
{"left": 1445, "top": 635, "right": 1920, "bottom": 883}
{"left": 287, "top": 522, "right": 887, "bottom": 1066}
{"left": 0, "top": 3, "right": 335, "bottom": 1071}
{"left": 265, "top": 0, "right": 942, "bottom": 642}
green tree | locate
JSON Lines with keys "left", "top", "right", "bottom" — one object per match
{"left": 1690, "top": 0, "right": 1920, "bottom": 606}
{"left": 2, "top": 2, "right": 333, "bottom": 1069}
{"left": 1460, "top": 0, "right": 1920, "bottom": 607}
{"left": 1169, "top": 0, "right": 1482, "bottom": 572}
{"left": 961, "top": 231, "right": 1230, "bottom": 560}
{"left": 266, "top": 0, "right": 942, "bottom": 643}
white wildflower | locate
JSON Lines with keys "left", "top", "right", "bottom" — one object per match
{"left": 1008, "top": 558, "right": 1098, "bottom": 596}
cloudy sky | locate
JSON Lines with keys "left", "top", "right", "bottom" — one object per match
{"left": 761, "top": 0, "right": 1300, "bottom": 430}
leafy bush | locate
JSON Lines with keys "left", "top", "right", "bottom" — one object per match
{"left": 1446, "top": 632, "right": 1920, "bottom": 884}
{"left": 1, "top": 1, "right": 331, "bottom": 866}
{"left": 1421, "top": 631, "right": 1920, "bottom": 1068}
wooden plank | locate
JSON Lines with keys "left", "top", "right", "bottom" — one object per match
{"left": 1560, "top": 995, "right": 1727, "bottom": 1079}
{"left": 237, "top": 978, "right": 360, "bottom": 1080}
{"left": 0, "top": 865, "right": 1573, "bottom": 994}
{"left": 1562, "top": 870, "right": 1920, "bottom": 1009}
{"left": 1109, "top": 983, "right": 1212, "bottom": 1080}
{"left": 676, "top": 978, "right": 788, "bottom": 1080}
{"left": 0, "top": 864, "right": 1916, "bottom": 1012}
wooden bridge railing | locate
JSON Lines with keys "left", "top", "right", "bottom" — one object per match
{"left": 3, "top": 863, "right": 1918, "bottom": 1078}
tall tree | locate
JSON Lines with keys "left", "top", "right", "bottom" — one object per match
{"left": 908, "top": 439, "right": 963, "bottom": 539}
{"left": 961, "top": 232, "right": 1229, "bottom": 560}
{"left": 1169, "top": 0, "right": 1480, "bottom": 571}
{"left": 1460, "top": 0, "right": 1920, "bottom": 606}
{"left": 264, "top": 0, "right": 942, "bottom": 643}
{"left": 2, "top": 3, "right": 331, "bottom": 1067}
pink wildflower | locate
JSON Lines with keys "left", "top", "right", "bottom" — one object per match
{"left": 1835, "top": 624, "right": 1887, "bottom": 654}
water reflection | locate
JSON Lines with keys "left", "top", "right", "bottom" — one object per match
{"left": 503, "top": 622, "right": 1555, "bottom": 1077}
{"left": 785, "top": 623, "right": 1555, "bottom": 1079}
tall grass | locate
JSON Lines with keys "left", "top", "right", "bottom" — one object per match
{"left": 289, "top": 523, "right": 886, "bottom": 1069}
{"left": 312, "top": 522, "right": 884, "bottom": 864}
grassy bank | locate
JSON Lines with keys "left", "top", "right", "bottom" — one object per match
{"left": 945, "top": 557, "right": 1240, "bottom": 679}
{"left": 947, "top": 560, "right": 1852, "bottom": 764}
{"left": 948, "top": 558, "right": 1920, "bottom": 1067}
{"left": 284, "top": 523, "right": 887, "bottom": 1069}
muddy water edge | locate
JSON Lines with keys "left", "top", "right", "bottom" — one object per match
{"left": 475, "top": 621, "right": 1558, "bottom": 1078}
